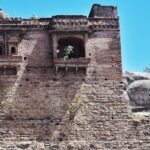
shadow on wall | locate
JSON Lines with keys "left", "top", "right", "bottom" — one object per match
{"left": 0, "top": 31, "right": 86, "bottom": 142}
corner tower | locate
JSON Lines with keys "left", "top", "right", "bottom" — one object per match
{"left": 87, "top": 4, "right": 122, "bottom": 81}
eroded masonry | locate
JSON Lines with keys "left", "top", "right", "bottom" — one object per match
{"left": 0, "top": 4, "right": 150, "bottom": 150}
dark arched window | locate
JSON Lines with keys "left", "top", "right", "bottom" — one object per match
{"left": 57, "top": 37, "right": 85, "bottom": 59}
{"left": 11, "top": 47, "right": 16, "bottom": 54}
{"left": 0, "top": 46, "right": 3, "bottom": 55}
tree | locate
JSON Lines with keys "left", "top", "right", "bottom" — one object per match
{"left": 63, "top": 45, "right": 74, "bottom": 60}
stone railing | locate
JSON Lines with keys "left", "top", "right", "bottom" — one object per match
{"left": 54, "top": 57, "right": 90, "bottom": 67}
{"left": 53, "top": 57, "right": 91, "bottom": 74}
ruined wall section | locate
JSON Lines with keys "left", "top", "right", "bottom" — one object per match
{"left": 0, "top": 4, "right": 143, "bottom": 150}
{"left": 0, "top": 26, "right": 129, "bottom": 150}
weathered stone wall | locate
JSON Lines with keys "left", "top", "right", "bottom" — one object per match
{"left": 0, "top": 26, "right": 129, "bottom": 150}
{"left": 86, "top": 30, "right": 122, "bottom": 81}
{"left": 1, "top": 4, "right": 149, "bottom": 150}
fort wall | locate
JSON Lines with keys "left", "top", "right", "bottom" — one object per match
{"left": 0, "top": 4, "right": 148, "bottom": 150}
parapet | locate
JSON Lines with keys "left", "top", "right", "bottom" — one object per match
{"left": 89, "top": 4, "right": 118, "bottom": 18}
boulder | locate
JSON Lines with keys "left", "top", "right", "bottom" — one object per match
{"left": 124, "top": 72, "right": 150, "bottom": 88}
{"left": 127, "top": 80, "right": 150, "bottom": 107}
{"left": 124, "top": 72, "right": 150, "bottom": 111}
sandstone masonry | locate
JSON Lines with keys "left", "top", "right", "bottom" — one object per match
{"left": 0, "top": 4, "right": 148, "bottom": 150}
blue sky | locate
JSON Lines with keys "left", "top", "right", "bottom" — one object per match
{"left": 0, "top": 0, "right": 150, "bottom": 72}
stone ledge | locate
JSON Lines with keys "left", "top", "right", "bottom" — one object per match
{"left": 0, "top": 55, "right": 22, "bottom": 62}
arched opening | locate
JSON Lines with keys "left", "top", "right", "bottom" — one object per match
{"left": 11, "top": 47, "right": 17, "bottom": 55}
{"left": 0, "top": 46, "right": 3, "bottom": 55}
{"left": 57, "top": 37, "right": 85, "bottom": 59}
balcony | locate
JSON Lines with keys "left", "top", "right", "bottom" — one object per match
{"left": 53, "top": 57, "right": 90, "bottom": 74}
{"left": 0, "top": 56, "right": 22, "bottom": 63}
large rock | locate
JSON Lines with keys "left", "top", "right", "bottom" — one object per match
{"left": 124, "top": 72, "right": 150, "bottom": 110}
{"left": 127, "top": 80, "right": 150, "bottom": 107}
{"left": 124, "top": 72, "right": 150, "bottom": 88}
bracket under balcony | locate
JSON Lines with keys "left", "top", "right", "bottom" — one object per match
{"left": 53, "top": 57, "right": 90, "bottom": 75}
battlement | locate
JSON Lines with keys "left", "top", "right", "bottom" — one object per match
{"left": 0, "top": 4, "right": 119, "bottom": 31}
{"left": 89, "top": 4, "right": 118, "bottom": 18}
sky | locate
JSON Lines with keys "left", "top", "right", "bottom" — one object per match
{"left": 0, "top": 0, "right": 150, "bottom": 72}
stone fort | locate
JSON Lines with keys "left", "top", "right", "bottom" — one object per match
{"left": 0, "top": 3, "right": 150, "bottom": 150}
